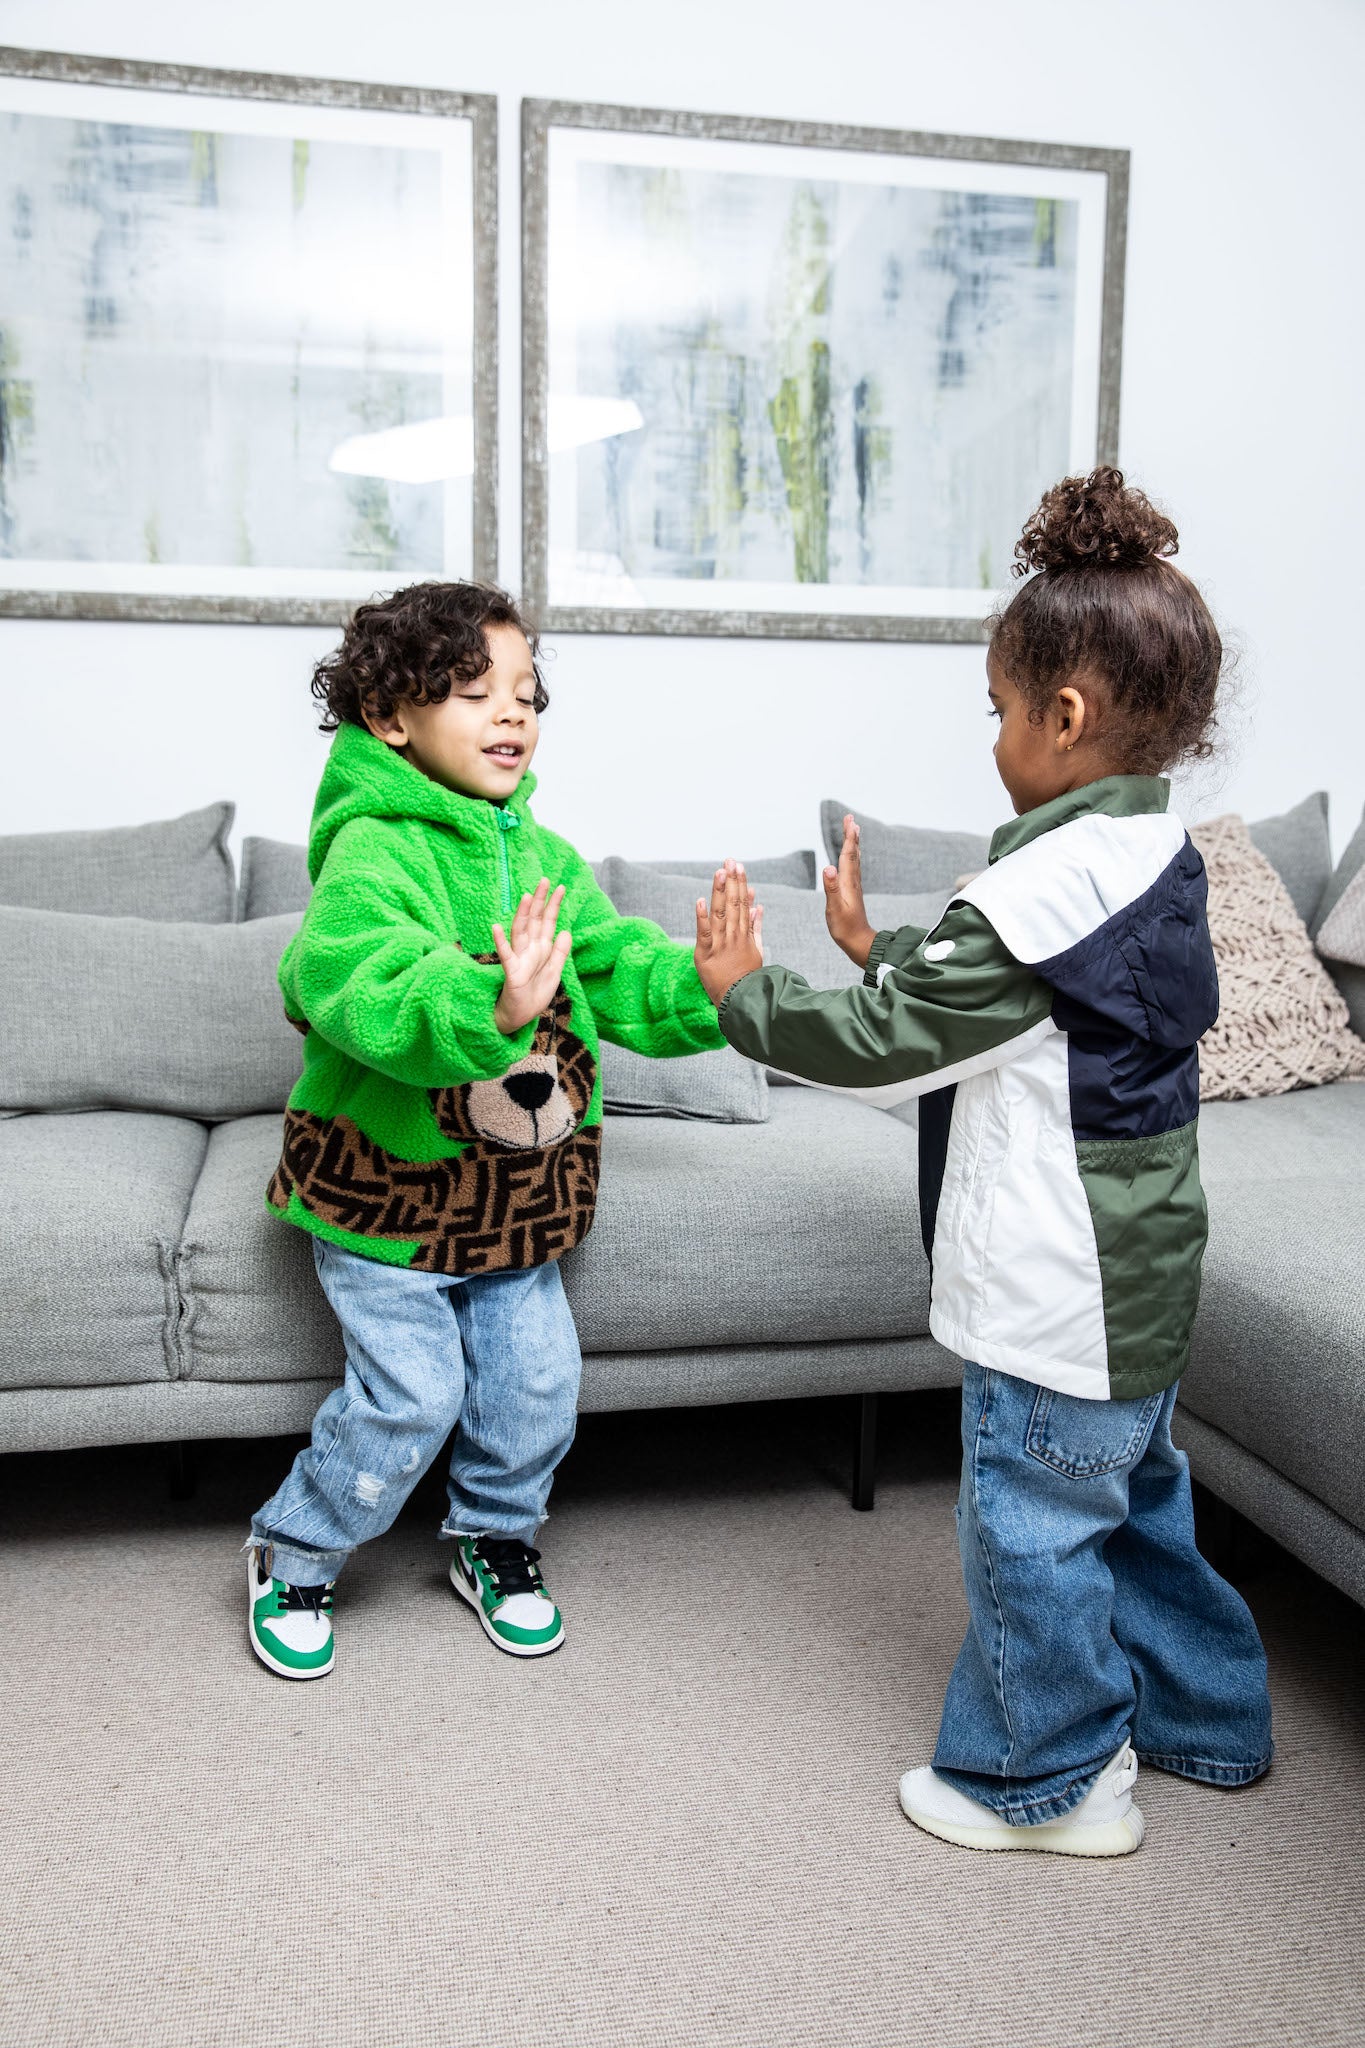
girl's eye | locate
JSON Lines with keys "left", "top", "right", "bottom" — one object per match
{"left": 516, "top": 696, "right": 537, "bottom": 709}
{"left": 987, "top": 706, "right": 1002, "bottom": 721}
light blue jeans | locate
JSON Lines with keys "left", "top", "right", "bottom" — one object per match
{"left": 932, "top": 1363, "right": 1273, "bottom": 1823}
{"left": 251, "top": 1238, "right": 582, "bottom": 1586}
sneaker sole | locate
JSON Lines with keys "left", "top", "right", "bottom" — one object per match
{"left": 900, "top": 1798, "right": 1145, "bottom": 1858}
{"left": 248, "top": 1622, "right": 335, "bottom": 1681}
{"left": 449, "top": 1559, "right": 564, "bottom": 1658}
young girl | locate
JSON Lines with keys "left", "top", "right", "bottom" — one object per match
{"left": 694, "top": 468, "right": 1273, "bottom": 1856}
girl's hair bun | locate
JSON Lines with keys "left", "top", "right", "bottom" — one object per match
{"left": 1012, "top": 465, "right": 1179, "bottom": 577}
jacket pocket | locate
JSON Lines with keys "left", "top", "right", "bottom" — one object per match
{"left": 1026, "top": 1385, "right": 1165, "bottom": 1479}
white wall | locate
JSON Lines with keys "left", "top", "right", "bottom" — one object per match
{"left": 2, "top": 0, "right": 1362, "bottom": 867}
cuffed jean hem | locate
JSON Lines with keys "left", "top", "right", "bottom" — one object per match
{"left": 439, "top": 1514, "right": 546, "bottom": 1547}
{"left": 248, "top": 1527, "right": 350, "bottom": 1587}
{"left": 930, "top": 1758, "right": 1109, "bottom": 1826}
{"left": 1137, "top": 1747, "right": 1274, "bottom": 1787}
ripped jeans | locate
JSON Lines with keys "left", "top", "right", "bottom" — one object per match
{"left": 932, "top": 1363, "right": 1273, "bottom": 1824}
{"left": 250, "top": 1237, "right": 582, "bottom": 1586}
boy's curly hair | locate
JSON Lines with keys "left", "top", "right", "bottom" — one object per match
{"left": 311, "top": 581, "right": 548, "bottom": 732}
{"left": 990, "top": 467, "right": 1224, "bottom": 776}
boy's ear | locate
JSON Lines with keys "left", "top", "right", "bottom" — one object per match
{"left": 361, "top": 699, "right": 410, "bottom": 749}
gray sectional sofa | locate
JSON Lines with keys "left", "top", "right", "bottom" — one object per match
{"left": 2, "top": 795, "right": 1362, "bottom": 1606}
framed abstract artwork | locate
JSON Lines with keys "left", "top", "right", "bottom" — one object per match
{"left": 522, "top": 102, "right": 1128, "bottom": 641}
{"left": 0, "top": 47, "right": 496, "bottom": 623}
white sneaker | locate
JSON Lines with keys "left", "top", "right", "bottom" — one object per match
{"left": 247, "top": 1546, "right": 335, "bottom": 1680}
{"left": 899, "top": 1743, "right": 1144, "bottom": 1857}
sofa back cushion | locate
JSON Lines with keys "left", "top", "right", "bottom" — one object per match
{"left": 238, "top": 836, "right": 312, "bottom": 920}
{"left": 0, "top": 803, "right": 237, "bottom": 923}
{"left": 820, "top": 801, "right": 990, "bottom": 895}
{"left": 1243, "top": 790, "right": 1333, "bottom": 927}
{"left": 1312, "top": 802, "right": 1365, "bottom": 1036}
{"left": 0, "top": 906, "right": 304, "bottom": 1118}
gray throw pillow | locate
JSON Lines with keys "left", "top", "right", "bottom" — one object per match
{"left": 638, "top": 849, "right": 817, "bottom": 890}
{"left": 820, "top": 800, "right": 990, "bottom": 895}
{"left": 0, "top": 802, "right": 237, "bottom": 923}
{"left": 1245, "top": 790, "right": 1332, "bottom": 928}
{"left": 239, "top": 836, "right": 312, "bottom": 919}
{"left": 0, "top": 907, "right": 304, "bottom": 1118}
{"left": 599, "top": 1040, "right": 767, "bottom": 1123}
{"left": 1312, "top": 801, "right": 1365, "bottom": 1036}
{"left": 595, "top": 856, "right": 946, "bottom": 1088}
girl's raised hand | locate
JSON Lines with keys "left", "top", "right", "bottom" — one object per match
{"left": 822, "top": 812, "right": 876, "bottom": 969}
{"left": 694, "top": 860, "right": 764, "bottom": 1008}
{"left": 493, "top": 879, "right": 572, "bottom": 1033}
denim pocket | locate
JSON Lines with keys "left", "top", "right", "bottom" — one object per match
{"left": 1025, "top": 1385, "right": 1164, "bottom": 1479}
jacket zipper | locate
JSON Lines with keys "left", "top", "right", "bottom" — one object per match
{"left": 494, "top": 808, "right": 519, "bottom": 921}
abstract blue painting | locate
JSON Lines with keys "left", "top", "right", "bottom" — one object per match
{"left": 537, "top": 120, "right": 1117, "bottom": 635}
{"left": 0, "top": 67, "right": 481, "bottom": 617}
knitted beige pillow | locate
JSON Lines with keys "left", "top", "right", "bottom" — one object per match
{"left": 1191, "top": 813, "right": 1365, "bottom": 1100}
{"left": 1316, "top": 861, "right": 1365, "bottom": 970}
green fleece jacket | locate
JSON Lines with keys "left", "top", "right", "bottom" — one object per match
{"left": 266, "top": 723, "right": 722, "bottom": 1274}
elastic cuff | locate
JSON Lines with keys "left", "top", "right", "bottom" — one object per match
{"left": 862, "top": 931, "right": 893, "bottom": 987}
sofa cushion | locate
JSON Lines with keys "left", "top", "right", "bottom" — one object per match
{"left": 0, "top": 907, "right": 304, "bottom": 1119}
{"left": 637, "top": 849, "right": 817, "bottom": 890}
{"left": 820, "top": 801, "right": 990, "bottom": 895}
{"left": 600, "top": 1041, "right": 768, "bottom": 1123}
{"left": 562, "top": 1086, "right": 929, "bottom": 1352}
{"left": 1244, "top": 789, "right": 1332, "bottom": 928}
{"left": 1185, "top": 1084, "right": 1365, "bottom": 1532}
{"left": 177, "top": 1115, "right": 343, "bottom": 1384}
{"left": 0, "top": 803, "right": 237, "bottom": 923}
{"left": 238, "top": 836, "right": 311, "bottom": 920}
{"left": 0, "top": 1111, "right": 207, "bottom": 1390}
{"left": 1313, "top": 802, "right": 1365, "bottom": 1037}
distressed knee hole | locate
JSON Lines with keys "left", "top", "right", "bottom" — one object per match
{"left": 353, "top": 1471, "right": 385, "bottom": 1506}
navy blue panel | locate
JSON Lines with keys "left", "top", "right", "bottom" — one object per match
{"left": 918, "top": 1085, "right": 956, "bottom": 1267}
{"left": 1035, "top": 836, "right": 1217, "bottom": 1143}
{"left": 1059, "top": 1013, "right": 1201, "bottom": 1140}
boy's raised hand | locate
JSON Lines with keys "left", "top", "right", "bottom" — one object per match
{"left": 822, "top": 812, "right": 876, "bottom": 969}
{"left": 694, "top": 860, "right": 764, "bottom": 1008}
{"left": 493, "top": 879, "right": 572, "bottom": 1034}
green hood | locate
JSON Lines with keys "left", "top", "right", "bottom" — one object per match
{"left": 307, "top": 722, "right": 539, "bottom": 883}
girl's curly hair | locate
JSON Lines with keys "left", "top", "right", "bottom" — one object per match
{"left": 990, "top": 467, "right": 1224, "bottom": 776}
{"left": 311, "top": 581, "right": 548, "bottom": 732}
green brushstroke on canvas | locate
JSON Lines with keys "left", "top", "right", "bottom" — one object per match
{"left": 1033, "top": 198, "right": 1058, "bottom": 267}
{"left": 766, "top": 187, "right": 834, "bottom": 584}
{"left": 190, "top": 131, "right": 220, "bottom": 206}
{"left": 292, "top": 140, "right": 310, "bottom": 213}
{"left": 143, "top": 512, "right": 161, "bottom": 563}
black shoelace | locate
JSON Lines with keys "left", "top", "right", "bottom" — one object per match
{"left": 473, "top": 1538, "right": 544, "bottom": 1600}
{"left": 277, "top": 1582, "right": 333, "bottom": 1616}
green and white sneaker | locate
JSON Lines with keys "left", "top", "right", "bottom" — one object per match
{"left": 247, "top": 1546, "right": 335, "bottom": 1680}
{"left": 450, "top": 1536, "right": 564, "bottom": 1658}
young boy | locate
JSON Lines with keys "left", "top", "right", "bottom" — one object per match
{"left": 248, "top": 581, "right": 735, "bottom": 1677}
{"left": 693, "top": 469, "right": 1272, "bottom": 1856}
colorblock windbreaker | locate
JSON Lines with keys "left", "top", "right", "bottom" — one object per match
{"left": 719, "top": 778, "right": 1219, "bottom": 1402}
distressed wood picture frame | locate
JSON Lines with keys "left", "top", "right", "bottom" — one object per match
{"left": 523, "top": 100, "right": 1128, "bottom": 643}
{"left": 0, "top": 47, "right": 497, "bottom": 624}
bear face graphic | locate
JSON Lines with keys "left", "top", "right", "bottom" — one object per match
{"left": 430, "top": 981, "right": 595, "bottom": 1153}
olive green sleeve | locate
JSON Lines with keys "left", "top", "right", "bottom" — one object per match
{"left": 863, "top": 922, "right": 933, "bottom": 986}
{"left": 717, "top": 902, "right": 1051, "bottom": 1094}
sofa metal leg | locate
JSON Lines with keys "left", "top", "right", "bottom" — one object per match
{"left": 168, "top": 1440, "right": 197, "bottom": 1502}
{"left": 852, "top": 1392, "right": 879, "bottom": 1511}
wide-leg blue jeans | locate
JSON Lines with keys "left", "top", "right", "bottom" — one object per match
{"left": 932, "top": 1363, "right": 1273, "bottom": 1823}
{"left": 251, "top": 1238, "right": 582, "bottom": 1586}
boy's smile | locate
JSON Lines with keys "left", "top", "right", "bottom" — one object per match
{"left": 362, "top": 622, "right": 540, "bottom": 800}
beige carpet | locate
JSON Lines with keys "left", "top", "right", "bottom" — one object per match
{"left": 2, "top": 1390, "right": 1363, "bottom": 2048}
